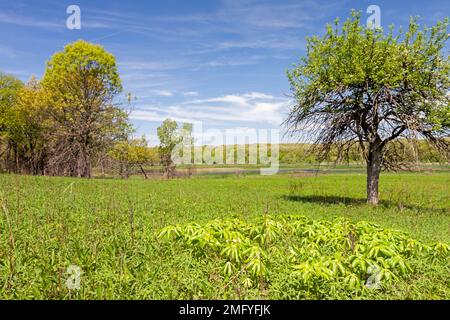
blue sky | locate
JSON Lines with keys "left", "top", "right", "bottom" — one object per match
{"left": 0, "top": 0, "right": 449, "bottom": 145}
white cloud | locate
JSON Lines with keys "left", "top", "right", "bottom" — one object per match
{"left": 130, "top": 92, "right": 290, "bottom": 126}
{"left": 130, "top": 110, "right": 163, "bottom": 122}
{"left": 243, "top": 92, "right": 274, "bottom": 99}
{"left": 152, "top": 90, "right": 173, "bottom": 97}
{"left": 182, "top": 91, "right": 199, "bottom": 97}
{"left": 188, "top": 95, "right": 249, "bottom": 107}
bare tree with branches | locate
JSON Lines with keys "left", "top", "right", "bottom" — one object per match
{"left": 42, "top": 40, "right": 130, "bottom": 178}
{"left": 286, "top": 12, "right": 449, "bottom": 205}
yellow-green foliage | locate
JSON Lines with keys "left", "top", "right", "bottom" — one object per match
{"left": 109, "top": 137, "right": 158, "bottom": 166}
{"left": 159, "top": 216, "right": 449, "bottom": 296}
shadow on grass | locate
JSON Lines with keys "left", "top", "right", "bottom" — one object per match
{"left": 283, "top": 195, "right": 367, "bottom": 206}
{"left": 282, "top": 195, "right": 448, "bottom": 215}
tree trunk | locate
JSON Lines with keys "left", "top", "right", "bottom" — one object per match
{"left": 161, "top": 153, "right": 174, "bottom": 179}
{"left": 139, "top": 165, "right": 148, "bottom": 179}
{"left": 77, "top": 146, "right": 92, "bottom": 178}
{"left": 100, "top": 159, "right": 105, "bottom": 178}
{"left": 85, "top": 151, "right": 91, "bottom": 178}
{"left": 366, "top": 142, "right": 382, "bottom": 205}
{"left": 15, "top": 144, "right": 19, "bottom": 174}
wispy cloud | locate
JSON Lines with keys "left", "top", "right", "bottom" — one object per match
{"left": 0, "top": 12, "right": 62, "bottom": 29}
{"left": 216, "top": 0, "right": 320, "bottom": 29}
{"left": 216, "top": 37, "right": 306, "bottom": 50}
{"left": 131, "top": 92, "right": 290, "bottom": 125}
{"left": 0, "top": 44, "right": 17, "bottom": 58}
{"left": 78, "top": 0, "right": 331, "bottom": 51}
{"left": 182, "top": 91, "right": 199, "bottom": 97}
{"left": 119, "top": 60, "right": 186, "bottom": 72}
{"left": 0, "top": 9, "right": 128, "bottom": 31}
{"left": 152, "top": 89, "right": 173, "bottom": 97}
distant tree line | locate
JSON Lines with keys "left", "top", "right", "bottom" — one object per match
{"left": 279, "top": 140, "right": 448, "bottom": 165}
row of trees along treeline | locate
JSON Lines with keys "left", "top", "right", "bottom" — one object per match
{"left": 0, "top": 41, "right": 184, "bottom": 179}
{"left": 0, "top": 12, "right": 449, "bottom": 205}
{"left": 0, "top": 41, "right": 130, "bottom": 178}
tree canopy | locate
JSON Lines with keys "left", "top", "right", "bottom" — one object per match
{"left": 109, "top": 136, "right": 158, "bottom": 179}
{"left": 157, "top": 119, "right": 182, "bottom": 178}
{"left": 0, "top": 72, "right": 23, "bottom": 133}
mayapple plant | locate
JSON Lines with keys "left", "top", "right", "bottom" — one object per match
{"left": 159, "top": 215, "right": 449, "bottom": 294}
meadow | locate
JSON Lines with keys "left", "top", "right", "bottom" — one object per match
{"left": 0, "top": 171, "right": 449, "bottom": 299}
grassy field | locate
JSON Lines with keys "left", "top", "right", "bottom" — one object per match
{"left": 0, "top": 172, "right": 449, "bottom": 299}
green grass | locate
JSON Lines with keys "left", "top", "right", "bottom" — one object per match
{"left": 0, "top": 172, "right": 448, "bottom": 299}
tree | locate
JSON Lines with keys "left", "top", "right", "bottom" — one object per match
{"left": 42, "top": 40, "right": 129, "bottom": 178}
{"left": 0, "top": 72, "right": 23, "bottom": 171}
{"left": 109, "top": 136, "right": 158, "bottom": 179}
{"left": 0, "top": 72, "right": 23, "bottom": 132}
{"left": 286, "top": 12, "right": 450, "bottom": 205}
{"left": 5, "top": 77, "right": 49, "bottom": 174}
{"left": 157, "top": 119, "right": 181, "bottom": 178}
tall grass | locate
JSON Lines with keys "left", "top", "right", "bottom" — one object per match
{"left": 0, "top": 172, "right": 448, "bottom": 299}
